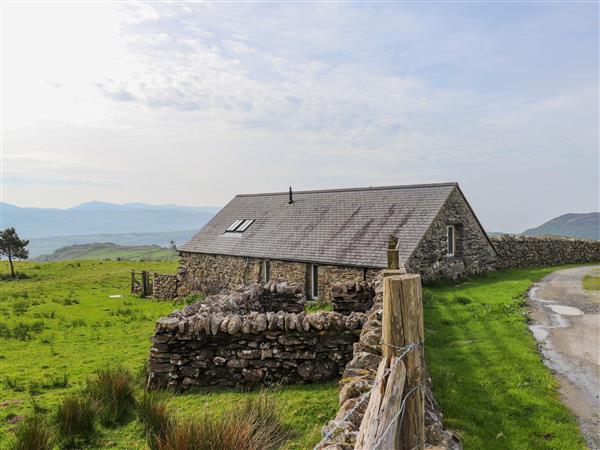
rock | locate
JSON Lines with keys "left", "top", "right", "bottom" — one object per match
{"left": 213, "top": 356, "right": 226, "bottom": 366}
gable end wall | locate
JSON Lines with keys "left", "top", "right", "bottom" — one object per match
{"left": 406, "top": 187, "right": 497, "bottom": 281}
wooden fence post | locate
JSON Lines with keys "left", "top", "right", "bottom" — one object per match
{"left": 387, "top": 235, "right": 399, "bottom": 270}
{"left": 355, "top": 273, "right": 425, "bottom": 450}
{"left": 130, "top": 270, "right": 135, "bottom": 295}
{"left": 141, "top": 271, "right": 148, "bottom": 297}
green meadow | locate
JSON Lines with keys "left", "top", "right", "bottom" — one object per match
{"left": 0, "top": 261, "right": 585, "bottom": 449}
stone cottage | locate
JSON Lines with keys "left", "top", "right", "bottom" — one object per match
{"left": 176, "top": 182, "right": 497, "bottom": 300}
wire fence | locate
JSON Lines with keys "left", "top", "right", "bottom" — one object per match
{"left": 313, "top": 341, "right": 422, "bottom": 450}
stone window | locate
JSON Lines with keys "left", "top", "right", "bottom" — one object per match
{"left": 262, "top": 260, "right": 270, "bottom": 283}
{"left": 310, "top": 264, "right": 319, "bottom": 300}
{"left": 447, "top": 225, "right": 455, "bottom": 256}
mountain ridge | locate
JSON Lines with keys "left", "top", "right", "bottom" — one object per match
{"left": 1, "top": 202, "right": 218, "bottom": 238}
{"left": 522, "top": 212, "right": 599, "bottom": 240}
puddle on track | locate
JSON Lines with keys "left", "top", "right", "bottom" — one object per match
{"left": 529, "top": 325, "right": 550, "bottom": 341}
{"left": 546, "top": 304, "right": 584, "bottom": 316}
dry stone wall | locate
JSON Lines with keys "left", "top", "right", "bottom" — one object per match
{"left": 331, "top": 280, "right": 375, "bottom": 314}
{"left": 153, "top": 273, "right": 178, "bottom": 299}
{"left": 491, "top": 235, "right": 600, "bottom": 269}
{"left": 319, "top": 273, "right": 461, "bottom": 450}
{"left": 147, "top": 282, "right": 365, "bottom": 390}
{"left": 317, "top": 266, "right": 378, "bottom": 302}
{"left": 172, "top": 251, "right": 377, "bottom": 302}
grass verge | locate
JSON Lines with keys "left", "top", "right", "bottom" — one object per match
{"left": 425, "top": 266, "right": 586, "bottom": 450}
{"left": 582, "top": 270, "right": 600, "bottom": 292}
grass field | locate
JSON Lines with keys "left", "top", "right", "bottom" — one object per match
{"left": 35, "top": 243, "right": 176, "bottom": 262}
{"left": 0, "top": 261, "right": 586, "bottom": 449}
{"left": 0, "top": 260, "right": 337, "bottom": 449}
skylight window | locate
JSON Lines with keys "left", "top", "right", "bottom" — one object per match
{"left": 236, "top": 219, "right": 255, "bottom": 232}
{"left": 225, "top": 219, "right": 255, "bottom": 233}
{"left": 226, "top": 219, "right": 244, "bottom": 232}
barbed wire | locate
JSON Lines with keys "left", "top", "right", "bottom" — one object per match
{"left": 372, "top": 383, "right": 423, "bottom": 450}
{"left": 313, "top": 341, "right": 421, "bottom": 450}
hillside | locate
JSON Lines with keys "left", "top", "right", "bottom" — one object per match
{"left": 26, "top": 230, "right": 197, "bottom": 258}
{"left": 523, "top": 213, "right": 599, "bottom": 240}
{"left": 34, "top": 243, "right": 177, "bottom": 262}
{"left": 0, "top": 201, "right": 219, "bottom": 238}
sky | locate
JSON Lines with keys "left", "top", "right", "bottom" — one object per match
{"left": 1, "top": 2, "right": 598, "bottom": 233}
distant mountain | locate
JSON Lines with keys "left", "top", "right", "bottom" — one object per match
{"left": 523, "top": 213, "right": 599, "bottom": 240}
{"left": 26, "top": 230, "right": 198, "bottom": 258}
{"left": 34, "top": 243, "right": 176, "bottom": 262}
{"left": 0, "top": 202, "right": 219, "bottom": 239}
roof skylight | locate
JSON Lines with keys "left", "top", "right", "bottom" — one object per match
{"left": 225, "top": 219, "right": 254, "bottom": 233}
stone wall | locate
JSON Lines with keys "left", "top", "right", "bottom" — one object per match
{"left": 176, "top": 253, "right": 262, "bottom": 297}
{"left": 319, "top": 273, "right": 461, "bottom": 450}
{"left": 331, "top": 280, "right": 375, "bottom": 314}
{"left": 407, "top": 187, "right": 497, "bottom": 282}
{"left": 153, "top": 273, "right": 178, "bottom": 300}
{"left": 174, "top": 251, "right": 376, "bottom": 302}
{"left": 317, "top": 266, "right": 378, "bottom": 302}
{"left": 147, "top": 283, "right": 365, "bottom": 390}
{"left": 491, "top": 235, "right": 600, "bottom": 269}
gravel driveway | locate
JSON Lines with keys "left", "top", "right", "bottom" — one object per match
{"left": 528, "top": 265, "right": 600, "bottom": 449}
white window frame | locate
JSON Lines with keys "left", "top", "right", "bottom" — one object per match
{"left": 446, "top": 225, "right": 455, "bottom": 257}
{"left": 226, "top": 219, "right": 244, "bottom": 232}
{"left": 262, "top": 260, "right": 270, "bottom": 284}
{"left": 310, "top": 264, "right": 319, "bottom": 300}
{"left": 236, "top": 219, "right": 254, "bottom": 232}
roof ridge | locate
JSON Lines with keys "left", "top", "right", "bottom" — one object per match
{"left": 236, "top": 182, "right": 458, "bottom": 197}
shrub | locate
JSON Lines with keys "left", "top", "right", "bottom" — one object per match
{"left": 137, "top": 391, "right": 172, "bottom": 449}
{"left": 180, "top": 294, "right": 203, "bottom": 305}
{"left": 156, "top": 391, "right": 292, "bottom": 450}
{"left": 305, "top": 301, "right": 332, "bottom": 312}
{"left": 86, "top": 365, "right": 136, "bottom": 426}
{"left": 7, "top": 415, "right": 54, "bottom": 450}
{"left": 55, "top": 394, "right": 96, "bottom": 447}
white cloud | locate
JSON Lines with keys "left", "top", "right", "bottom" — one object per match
{"left": 1, "top": 2, "right": 597, "bottom": 232}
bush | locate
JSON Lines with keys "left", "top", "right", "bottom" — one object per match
{"left": 6, "top": 415, "right": 54, "bottom": 450}
{"left": 86, "top": 365, "right": 136, "bottom": 426}
{"left": 55, "top": 394, "right": 96, "bottom": 447}
{"left": 305, "top": 300, "right": 332, "bottom": 312}
{"left": 137, "top": 391, "right": 172, "bottom": 449}
{"left": 156, "top": 391, "right": 292, "bottom": 450}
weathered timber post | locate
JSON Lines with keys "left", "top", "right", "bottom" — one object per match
{"left": 130, "top": 270, "right": 135, "bottom": 295}
{"left": 141, "top": 271, "right": 148, "bottom": 297}
{"left": 355, "top": 273, "right": 424, "bottom": 450}
{"left": 387, "top": 234, "right": 400, "bottom": 270}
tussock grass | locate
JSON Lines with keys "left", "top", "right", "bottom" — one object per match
{"left": 155, "top": 391, "right": 292, "bottom": 450}
{"left": 55, "top": 394, "right": 96, "bottom": 447}
{"left": 86, "top": 365, "right": 136, "bottom": 426}
{"left": 6, "top": 416, "right": 54, "bottom": 450}
{"left": 137, "top": 391, "right": 172, "bottom": 449}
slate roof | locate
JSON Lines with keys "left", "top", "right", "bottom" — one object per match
{"left": 180, "top": 182, "right": 458, "bottom": 268}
